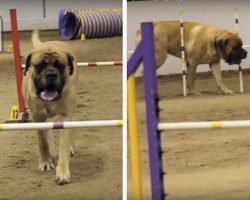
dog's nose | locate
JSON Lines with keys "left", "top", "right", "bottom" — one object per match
{"left": 46, "top": 73, "right": 57, "bottom": 81}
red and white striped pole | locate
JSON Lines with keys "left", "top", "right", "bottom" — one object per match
{"left": 234, "top": 2, "right": 244, "bottom": 93}
{"left": 21, "top": 61, "right": 122, "bottom": 68}
{"left": 76, "top": 61, "right": 122, "bottom": 66}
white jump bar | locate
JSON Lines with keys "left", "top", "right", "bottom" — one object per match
{"left": 158, "top": 120, "right": 250, "bottom": 130}
{"left": 0, "top": 120, "right": 123, "bottom": 131}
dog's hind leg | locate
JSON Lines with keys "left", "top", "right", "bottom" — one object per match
{"left": 154, "top": 37, "right": 167, "bottom": 68}
{"left": 186, "top": 63, "right": 200, "bottom": 95}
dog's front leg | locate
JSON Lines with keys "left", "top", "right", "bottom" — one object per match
{"left": 56, "top": 128, "right": 71, "bottom": 185}
{"left": 37, "top": 130, "right": 56, "bottom": 170}
{"left": 32, "top": 113, "right": 56, "bottom": 171}
{"left": 209, "top": 63, "right": 233, "bottom": 94}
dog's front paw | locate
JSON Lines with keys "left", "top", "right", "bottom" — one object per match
{"left": 56, "top": 165, "right": 70, "bottom": 185}
{"left": 39, "top": 161, "right": 55, "bottom": 171}
{"left": 221, "top": 88, "right": 234, "bottom": 95}
{"left": 188, "top": 90, "right": 202, "bottom": 96}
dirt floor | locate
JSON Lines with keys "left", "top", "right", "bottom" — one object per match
{"left": 0, "top": 31, "right": 122, "bottom": 200}
{"left": 128, "top": 70, "right": 250, "bottom": 200}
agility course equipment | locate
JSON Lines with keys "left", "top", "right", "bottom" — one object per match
{"left": 128, "top": 74, "right": 143, "bottom": 200}
{"left": 59, "top": 8, "right": 122, "bottom": 40}
{"left": 234, "top": 2, "right": 244, "bottom": 93}
{"left": 158, "top": 120, "right": 250, "bottom": 130}
{"left": 128, "top": 22, "right": 165, "bottom": 200}
{"left": 21, "top": 61, "right": 123, "bottom": 68}
{"left": 10, "top": 9, "right": 26, "bottom": 113}
{"left": 128, "top": 22, "right": 250, "bottom": 200}
{"left": 178, "top": 0, "right": 187, "bottom": 96}
{"left": 0, "top": 120, "right": 122, "bottom": 131}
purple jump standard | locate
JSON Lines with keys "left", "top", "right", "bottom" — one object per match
{"left": 127, "top": 22, "right": 166, "bottom": 200}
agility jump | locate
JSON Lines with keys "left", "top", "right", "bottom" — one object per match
{"left": 128, "top": 22, "right": 250, "bottom": 200}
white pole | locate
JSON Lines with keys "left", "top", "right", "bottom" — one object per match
{"left": 178, "top": 0, "right": 187, "bottom": 96}
{"left": 243, "top": 45, "right": 250, "bottom": 48}
{"left": 234, "top": 2, "right": 244, "bottom": 93}
{"left": 77, "top": 61, "right": 122, "bottom": 66}
{"left": 0, "top": 120, "right": 123, "bottom": 131}
{"left": 158, "top": 120, "right": 250, "bottom": 130}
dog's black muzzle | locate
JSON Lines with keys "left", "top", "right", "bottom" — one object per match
{"left": 227, "top": 48, "right": 248, "bottom": 65}
{"left": 35, "top": 70, "right": 64, "bottom": 102}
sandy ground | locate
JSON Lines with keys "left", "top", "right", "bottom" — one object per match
{"left": 0, "top": 31, "right": 122, "bottom": 200}
{"left": 128, "top": 71, "right": 250, "bottom": 200}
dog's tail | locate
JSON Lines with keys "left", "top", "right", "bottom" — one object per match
{"left": 31, "top": 30, "right": 42, "bottom": 48}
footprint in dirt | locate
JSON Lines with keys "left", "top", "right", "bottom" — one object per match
{"left": 70, "top": 151, "right": 105, "bottom": 182}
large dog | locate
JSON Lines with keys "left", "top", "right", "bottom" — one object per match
{"left": 22, "top": 30, "right": 78, "bottom": 184}
{"left": 136, "top": 21, "right": 247, "bottom": 95}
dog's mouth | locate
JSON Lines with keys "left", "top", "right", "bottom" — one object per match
{"left": 39, "top": 90, "right": 60, "bottom": 102}
{"left": 227, "top": 60, "right": 241, "bottom": 65}
{"left": 37, "top": 83, "right": 62, "bottom": 102}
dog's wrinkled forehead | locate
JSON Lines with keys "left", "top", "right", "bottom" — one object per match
{"left": 31, "top": 50, "right": 68, "bottom": 66}
{"left": 226, "top": 33, "right": 243, "bottom": 47}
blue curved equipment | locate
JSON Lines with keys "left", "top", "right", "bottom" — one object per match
{"left": 59, "top": 8, "right": 122, "bottom": 40}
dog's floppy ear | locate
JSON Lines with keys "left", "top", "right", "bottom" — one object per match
{"left": 24, "top": 54, "right": 32, "bottom": 76}
{"left": 215, "top": 39, "right": 229, "bottom": 50}
{"left": 67, "top": 54, "right": 74, "bottom": 76}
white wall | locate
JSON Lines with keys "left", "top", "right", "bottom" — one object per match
{"left": 0, "top": 0, "right": 122, "bottom": 31}
{"left": 127, "top": 0, "right": 250, "bottom": 75}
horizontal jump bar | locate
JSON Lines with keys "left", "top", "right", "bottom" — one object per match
{"left": 77, "top": 61, "right": 122, "bottom": 66}
{"left": 0, "top": 120, "right": 123, "bottom": 131}
{"left": 158, "top": 120, "right": 250, "bottom": 130}
{"left": 21, "top": 61, "right": 122, "bottom": 68}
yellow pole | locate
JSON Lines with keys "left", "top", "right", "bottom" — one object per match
{"left": 127, "top": 74, "right": 143, "bottom": 200}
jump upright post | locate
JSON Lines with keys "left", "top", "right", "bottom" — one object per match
{"left": 128, "top": 22, "right": 166, "bottom": 200}
{"left": 234, "top": 2, "right": 244, "bottom": 93}
{"left": 178, "top": 0, "right": 187, "bottom": 96}
{"left": 10, "top": 9, "right": 26, "bottom": 113}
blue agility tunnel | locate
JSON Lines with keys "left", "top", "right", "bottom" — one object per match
{"left": 59, "top": 8, "right": 123, "bottom": 40}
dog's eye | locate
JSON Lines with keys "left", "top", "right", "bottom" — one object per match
{"left": 35, "top": 62, "right": 46, "bottom": 71}
{"left": 54, "top": 60, "right": 65, "bottom": 73}
{"left": 233, "top": 45, "right": 241, "bottom": 50}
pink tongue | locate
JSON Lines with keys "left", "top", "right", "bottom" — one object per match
{"left": 40, "top": 91, "right": 58, "bottom": 101}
